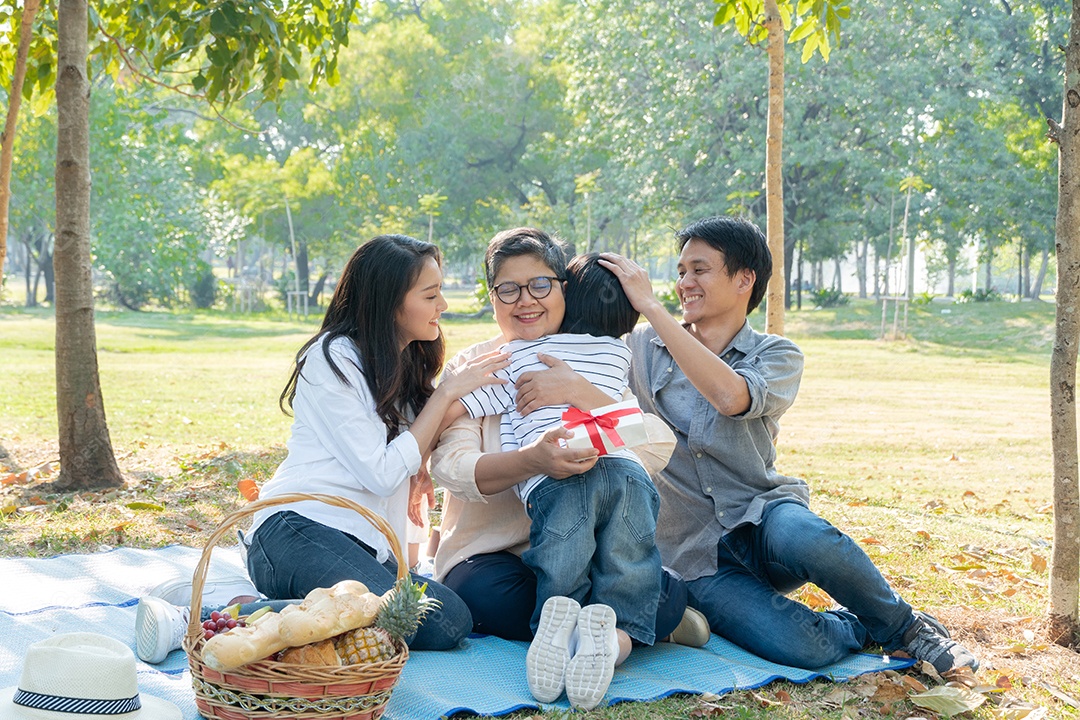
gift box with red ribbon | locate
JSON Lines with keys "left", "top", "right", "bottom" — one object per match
{"left": 561, "top": 400, "right": 647, "bottom": 456}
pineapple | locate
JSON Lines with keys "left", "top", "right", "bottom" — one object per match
{"left": 334, "top": 578, "right": 440, "bottom": 664}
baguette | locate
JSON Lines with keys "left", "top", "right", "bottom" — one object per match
{"left": 278, "top": 580, "right": 382, "bottom": 646}
{"left": 202, "top": 610, "right": 289, "bottom": 671}
{"left": 201, "top": 579, "right": 381, "bottom": 671}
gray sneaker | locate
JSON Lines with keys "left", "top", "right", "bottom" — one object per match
{"left": 135, "top": 596, "right": 189, "bottom": 664}
{"left": 901, "top": 615, "right": 978, "bottom": 674}
{"left": 913, "top": 610, "right": 951, "bottom": 639}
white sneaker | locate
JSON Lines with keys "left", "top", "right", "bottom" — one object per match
{"left": 526, "top": 596, "right": 580, "bottom": 703}
{"left": 149, "top": 573, "right": 259, "bottom": 608}
{"left": 565, "top": 604, "right": 618, "bottom": 711}
{"left": 135, "top": 596, "right": 189, "bottom": 664}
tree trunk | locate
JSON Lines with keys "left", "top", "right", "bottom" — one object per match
{"left": 1034, "top": 246, "right": 1050, "bottom": 298}
{"left": 947, "top": 253, "right": 956, "bottom": 297}
{"left": 1022, "top": 244, "right": 1032, "bottom": 298}
{"left": 902, "top": 186, "right": 915, "bottom": 300}
{"left": 856, "top": 235, "right": 869, "bottom": 299}
{"left": 0, "top": 0, "right": 42, "bottom": 292}
{"left": 52, "top": 0, "right": 123, "bottom": 491}
{"left": 985, "top": 238, "right": 994, "bottom": 292}
{"left": 763, "top": 0, "right": 785, "bottom": 335}
{"left": 1049, "top": 0, "right": 1080, "bottom": 646}
{"left": 833, "top": 256, "right": 843, "bottom": 293}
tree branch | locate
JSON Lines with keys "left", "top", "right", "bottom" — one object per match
{"left": 95, "top": 22, "right": 264, "bottom": 135}
{"left": 1048, "top": 117, "right": 1062, "bottom": 144}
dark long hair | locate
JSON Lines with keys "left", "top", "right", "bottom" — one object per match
{"left": 279, "top": 235, "right": 445, "bottom": 439}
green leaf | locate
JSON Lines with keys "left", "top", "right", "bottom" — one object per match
{"left": 125, "top": 501, "right": 165, "bottom": 511}
{"left": 210, "top": 8, "right": 230, "bottom": 35}
{"left": 713, "top": 2, "right": 737, "bottom": 26}
{"left": 909, "top": 686, "right": 987, "bottom": 718}
{"left": 800, "top": 32, "right": 819, "bottom": 62}
{"left": 779, "top": 3, "right": 792, "bottom": 31}
{"left": 788, "top": 16, "right": 819, "bottom": 43}
{"left": 192, "top": 73, "right": 207, "bottom": 91}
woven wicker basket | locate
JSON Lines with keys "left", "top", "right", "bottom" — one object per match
{"left": 183, "top": 492, "right": 409, "bottom": 720}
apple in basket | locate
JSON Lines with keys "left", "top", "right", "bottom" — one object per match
{"left": 201, "top": 578, "right": 438, "bottom": 670}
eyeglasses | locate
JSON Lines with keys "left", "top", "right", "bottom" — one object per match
{"left": 490, "top": 276, "right": 563, "bottom": 304}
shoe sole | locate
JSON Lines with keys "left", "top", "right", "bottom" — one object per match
{"left": 526, "top": 596, "right": 580, "bottom": 703}
{"left": 669, "top": 606, "right": 711, "bottom": 647}
{"left": 135, "top": 599, "right": 169, "bottom": 664}
{"left": 565, "top": 604, "right": 617, "bottom": 711}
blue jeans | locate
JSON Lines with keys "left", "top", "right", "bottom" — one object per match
{"left": 246, "top": 511, "right": 473, "bottom": 651}
{"left": 442, "top": 551, "right": 687, "bottom": 642}
{"left": 522, "top": 457, "right": 662, "bottom": 645}
{"left": 687, "top": 501, "right": 914, "bottom": 668}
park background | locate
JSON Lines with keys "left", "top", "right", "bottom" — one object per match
{"left": 1, "top": 0, "right": 1077, "bottom": 718}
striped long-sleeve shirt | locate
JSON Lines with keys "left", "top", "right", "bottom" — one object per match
{"left": 458, "top": 332, "right": 641, "bottom": 502}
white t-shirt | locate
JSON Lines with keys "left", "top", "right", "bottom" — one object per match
{"left": 458, "top": 333, "right": 641, "bottom": 502}
{"left": 249, "top": 335, "right": 422, "bottom": 563}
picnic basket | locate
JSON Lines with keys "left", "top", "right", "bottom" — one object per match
{"left": 183, "top": 492, "right": 409, "bottom": 720}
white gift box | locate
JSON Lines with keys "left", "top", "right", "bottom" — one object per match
{"left": 561, "top": 400, "right": 647, "bottom": 456}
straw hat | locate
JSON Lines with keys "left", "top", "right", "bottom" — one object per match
{"left": 0, "top": 633, "right": 181, "bottom": 720}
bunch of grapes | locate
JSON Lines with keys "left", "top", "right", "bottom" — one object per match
{"left": 201, "top": 610, "right": 246, "bottom": 641}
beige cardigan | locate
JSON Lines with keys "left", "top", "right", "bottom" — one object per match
{"left": 430, "top": 336, "right": 676, "bottom": 581}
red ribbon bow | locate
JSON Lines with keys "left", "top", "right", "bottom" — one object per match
{"left": 561, "top": 406, "right": 640, "bottom": 455}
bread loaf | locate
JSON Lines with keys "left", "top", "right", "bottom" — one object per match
{"left": 278, "top": 639, "right": 341, "bottom": 666}
{"left": 278, "top": 580, "right": 382, "bottom": 646}
{"left": 202, "top": 610, "right": 288, "bottom": 671}
{"left": 202, "top": 579, "right": 381, "bottom": 671}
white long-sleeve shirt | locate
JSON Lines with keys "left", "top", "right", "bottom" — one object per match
{"left": 249, "top": 335, "right": 422, "bottom": 562}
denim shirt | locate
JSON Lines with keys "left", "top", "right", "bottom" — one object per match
{"left": 627, "top": 320, "right": 810, "bottom": 581}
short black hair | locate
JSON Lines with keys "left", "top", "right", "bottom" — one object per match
{"left": 484, "top": 227, "right": 568, "bottom": 287}
{"left": 560, "top": 253, "right": 639, "bottom": 338}
{"left": 676, "top": 216, "right": 772, "bottom": 313}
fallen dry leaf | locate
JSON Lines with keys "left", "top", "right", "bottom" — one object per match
{"left": 910, "top": 685, "right": 987, "bottom": 717}
{"left": 1030, "top": 554, "right": 1047, "bottom": 573}
{"left": 870, "top": 680, "right": 907, "bottom": 704}
{"left": 902, "top": 675, "right": 929, "bottom": 693}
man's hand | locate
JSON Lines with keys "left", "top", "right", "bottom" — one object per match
{"left": 523, "top": 426, "right": 599, "bottom": 479}
{"left": 408, "top": 468, "right": 436, "bottom": 527}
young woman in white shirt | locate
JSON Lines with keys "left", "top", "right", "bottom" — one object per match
{"left": 242, "top": 234, "right": 507, "bottom": 650}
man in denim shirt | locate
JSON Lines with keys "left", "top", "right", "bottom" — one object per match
{"left": 598, "top": 216, "right": 977, "bottom": 674}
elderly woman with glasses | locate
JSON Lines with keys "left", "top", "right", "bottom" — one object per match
{"left": 429, "top": 227, "right": 701, "bottom": 650}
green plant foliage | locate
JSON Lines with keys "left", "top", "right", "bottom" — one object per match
{"left": 812, "top": 288, "right": 849, "bottom": 308}
{"left": 956, "top": 288, "right": 1002, "bottom": 303}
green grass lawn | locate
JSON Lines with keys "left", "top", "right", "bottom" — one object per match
{"left": 0, "top": 296, "right": 1070, "bottom": 719}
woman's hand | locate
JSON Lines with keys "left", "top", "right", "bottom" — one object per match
{"left": 598, "top": 253, "right": 665, "bottom": 316}
{"left": 522, "top": 426, "right": 599, "bottom": 479}
{"left": 437, "top": 349, "right": 509, "bottom": 401}
{"left": 514, "top": 354, "right": 610, "bottom": 415}
{"left": 408, "top": 467, "right": 436, "bottom": 527}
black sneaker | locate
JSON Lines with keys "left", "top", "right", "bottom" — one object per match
{"left": 901, "top": 616, "right": 978, "bottom": 674}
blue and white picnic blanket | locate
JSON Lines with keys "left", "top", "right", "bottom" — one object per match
{"left": 0, "top": 546, "right": 913, "bottom": 718}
